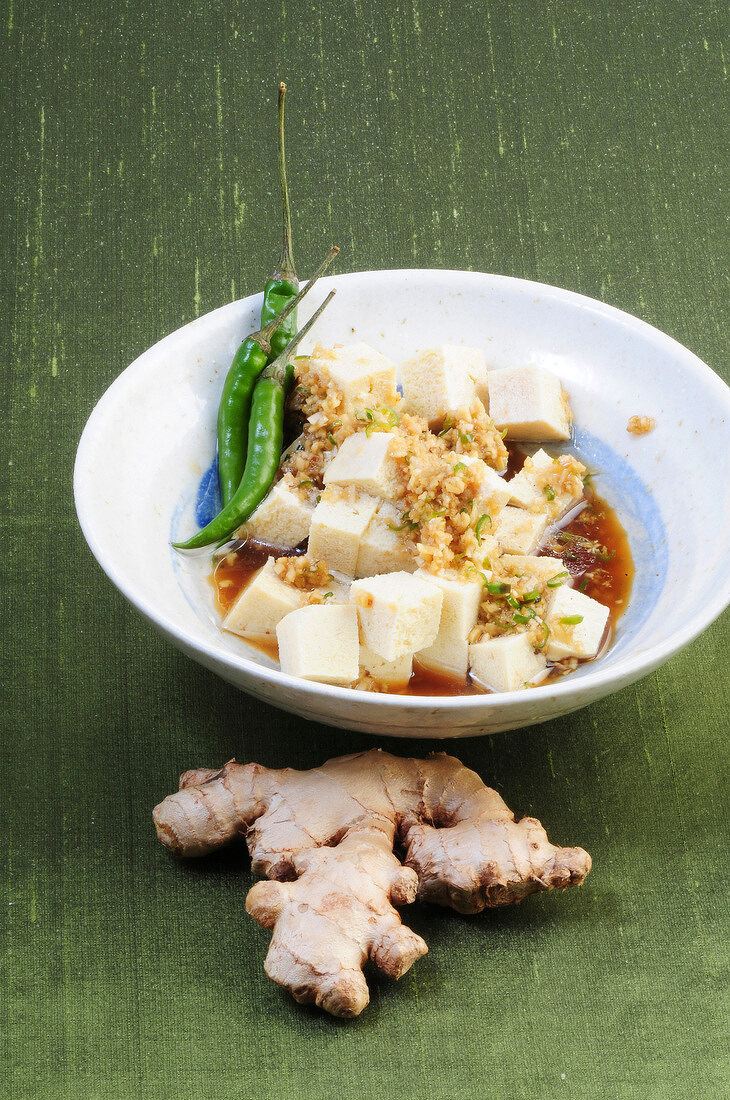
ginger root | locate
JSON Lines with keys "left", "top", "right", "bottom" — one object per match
{"left": 153, "top": 749, "right": 591, "bottom": 1018}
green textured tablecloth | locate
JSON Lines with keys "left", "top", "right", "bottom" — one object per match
{"left": 2, "top": 2, "right": 729, "bottom": 1097}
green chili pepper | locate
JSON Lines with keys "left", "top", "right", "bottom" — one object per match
{"left": 218, "top": 83, "right": 300, "bottom": 505}
{"left": 173, "top": 290, "right": 336, "bottom": 550}
{"left": 215, "top": 245, "right": 337, "bottom": 505}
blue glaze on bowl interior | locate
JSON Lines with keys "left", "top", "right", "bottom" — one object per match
{"left": 572, "top": 426, "right": 667, "bottom": 655}
{"left": 195, "top": 454, "right": 221, "bottom": 527}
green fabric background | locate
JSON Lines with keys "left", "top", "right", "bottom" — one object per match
{"left": 2, "top": 1, "right": 728, "bottom": 1097}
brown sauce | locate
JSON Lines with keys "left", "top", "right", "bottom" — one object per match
{"left": 396, "top": 664, "right": 488, "bottom": 697}
{"left": 542, "top": 491, "right": 634, "bottom": 628}
{"left": 212, "top": 539, "right": 305, "bottom": 617}
{"left": 211, "top": 450, "right": 634, "bottom": 696}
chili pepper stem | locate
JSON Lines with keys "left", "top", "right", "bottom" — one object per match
{"left": 264, "top": 290, "right": 336, "bottom": 385}
{"left": 251, "top": 245, "right": 338, "bottom": 354}
{"left": 271, "top": 82, "right": 296, "bottom": 284}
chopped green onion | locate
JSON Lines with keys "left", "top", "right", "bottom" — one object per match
{"left": 579, "top": 578, "right": 590, "bottom": 592}
{"left": 513, "top": 612, "right": 532, "bottom": 625}
{"left": 459, "top": 431, "right": 473, "bottom": 446}
{"left": 559, "top": 615, "right": 584, "bottom": 625}
{"left": 438, "top": 417, "right": 454, "bottom": 436}
{"left": 475, "top": 514, "right": 491, "bottom": 543}
{"left": 377, "top": 406, "right": 400, "bottom": 425}
{"left": 453, "top": 462, "right": 466, "bottom": 473}
{"left": 522, "top": 589, "right": 541, "bottom": 602}
{"left": 486, "top": 581, "right": 510, "bottom": 595}
{"left": 547, "top": 571, "right": 569, "bottom": 587}
{"left": 536, "top": 622, "right": 550, "bottom": 649}
{"left": 322, "top": 591, "right": 334, "bottom": 600}
{"left": 543, "top": 485, "right": 556, "bottom": 501}
{"left": 298, "top": 479, "right": 314, "bottom": 488}
{"left": 327, "top": 432, "right": 336, "bottom": 447}
{"left": 500, "top": 428, "right": 508, "bottom": 439}
{"left": 387, "top": 511, "right": 419, "bottom": 533}
{"left": 506, "top": 595, "right": 520, "bottom": 609}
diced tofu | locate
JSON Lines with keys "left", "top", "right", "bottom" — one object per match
{"left": 355, "top": 502, "right": 416, "bottom": 578}
{"left": 237, "top": 478, "right": 314, "bottom": 549}
{"left": 507, "top": 449, "right": 554, "bottom": 509}
{"left": 495, "top": 507, "right": 548, "bottom": 554}
{"left": 323, "top": 431, "right": 400, "bottom": 501}
{"left": 417, "top": 635, "right": 470, "bottom": 680}
{"left": 487, "top": 366, "right": 572, "bottom": 442}
{"left": 223, "top": 558, "right": 306, "bottom": 638}
{"left": 414, "top": 568, "right": 483, "bottom": 679}
{"left": 469, "top": 633, "right": 547, "bottom": 693}
{"left": 414, "top": 567, "right": 481, "bottom": 640}
{"left": 276, "top": 604, "right": 360, "bottom": 684}
{"left": 308, "top": 342, "right": 398, "bottom": 415}
{"left": 544, "top": 585, "right": 610, "bottom": 661}
{"left": 359, "top": 644, "right": 413, "bottom": 686}
{"left": 455, "top": 454, "right": 511, "bottom": 511}
{"left": 401, "top": 346, "right": 486, "bottom": 425}
{"left": 307, "top": 488, "right": 379, "bottom": 575}
{"left": 500, "top": 555, "right": 570, "bottom": 588}
{"left": 350, "top": 572, "right": 443, "bottom": 661}
{"left": 507, "top": 449, "right": 583, "bottom": 517}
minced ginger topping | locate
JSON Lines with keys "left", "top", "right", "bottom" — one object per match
{"left": 627, "top": 415, "right": 656, "bottom": 435}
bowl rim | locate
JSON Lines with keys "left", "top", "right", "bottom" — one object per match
{"left": 74, "top": 267, "right": 730, "bottom": 711}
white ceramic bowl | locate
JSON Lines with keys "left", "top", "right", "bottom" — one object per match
{"left": 74, "top": 270, "right": 730, "bottom": 737}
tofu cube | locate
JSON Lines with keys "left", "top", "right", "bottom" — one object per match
{"left": 487, "top": 366, "right": 572, "bottom": 442}
{"left": 401, "top": 346, "right": 486, "bottom": 425}
{"left": 355, "top": 502, "right": 416, "bottom": 578}
{"left": 507, "top": 450, "right": 555, "bottom": 509}
{"left": 500, "top": 555, "right": 569, "bottom": 588}
{"left": 308, "top": 342, "right": 398, "bottom": 414}
{"left": 414, "top": 567, "right": 481, "bottom": 639}
{"left": 544, "top": 585, "right": 610, "bottom": 661}
{"left": 469, "top": 633, "right": 547, "bottom": 693}
{"left": 359, "top": 645, "right": 413, "bottom": 686}
{"left": 276, "top": 604, "right": 360, "bottom": 684}
{"left": 495, "top": 507, "right": 548, "bottom": 554}
{"left": 455, "top": 454, "right": 511, "bottom": 511}
{"left": 237, "top": 478, "right": 314, "bottom": 549}
{"left": 507, "top": 449, "right": 582, "bottom": 517}
{"left": 307, "top": 488, "right": 379, "bottom": 575}
{"left": 350, "top": 572, "right": 443, "bottom": 661}
{"left": 223, "top": 558, "right": 306, "bottom": 638}
{"left": 323, "top": 431, "right": 400, "bottom": 501}
{"left": 414, "top": 568, "right": 483, "bottom": 679}
{"left": 417, "top": 636, "right": 470, "bottom": 680}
